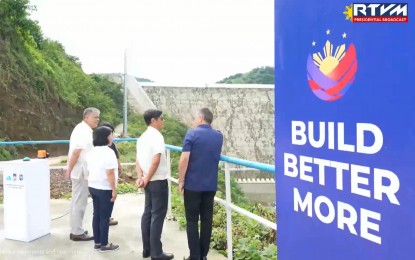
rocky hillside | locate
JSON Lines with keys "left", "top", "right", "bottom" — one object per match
{"left": 0, "top": 34, "right": 81, "bottom": 156}
{"left": 0, "top": 0, "right": 123, "bottom": 158}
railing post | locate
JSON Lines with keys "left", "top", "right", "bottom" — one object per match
{"left": 225, "top": 162, "right": 233, "bottom": 259}
{"left": 166, "top": 149, "right": 173, "bottom": 220}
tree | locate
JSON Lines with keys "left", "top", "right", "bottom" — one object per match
{"left": 217, "top": 66, "right": 274, "bottom": 84}
{"left": 0, "top": 0, "right": 43, "bottom": 48}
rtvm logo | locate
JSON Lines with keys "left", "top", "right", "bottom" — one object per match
{"left": 344, "top": 3, "right": 408, "bottom": 22}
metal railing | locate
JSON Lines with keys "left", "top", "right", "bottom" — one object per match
{"left": 0, "top": 138, "right": 276, "bottom": 259}
{"left": 164, "top": 144, "right": 276, "bottom": 259}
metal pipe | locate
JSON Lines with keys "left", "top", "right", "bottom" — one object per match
{"left": 0, "top": 140, "right": 275, "bottom": 174}
{"left": 122, "top": 50, "right": 128, "bottom": 137}
{"left": 225, "top": 162, "right": 233, "bottom": 259}
{"left": 214, "top": 197, "right": 276, "bottom": 230}
{"left": 165, "top": 175, "right": 277, "bottom": 231}
{"left": 166, "top": 149, "right": 173, "bottom": 219}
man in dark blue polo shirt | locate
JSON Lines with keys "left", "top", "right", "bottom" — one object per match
{"left": 178, "top": 108, "right": 223, "bottom": 260}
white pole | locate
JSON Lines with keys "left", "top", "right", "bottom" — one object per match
{"left": 122, "top": 50, "right": 128, "bottom": 137}
{"left": 225, "top": 162, "right": 233, "bottom": 259}
{"left": 166, "top": 149, "right": 173, "bottom": 219}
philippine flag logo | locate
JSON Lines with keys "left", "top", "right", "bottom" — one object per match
{"left": 307, "top": 30, "right": 358, "bottom": 101}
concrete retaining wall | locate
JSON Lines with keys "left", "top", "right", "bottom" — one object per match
{"left": 142, "top": 84, "right": 275, "bottom": 164}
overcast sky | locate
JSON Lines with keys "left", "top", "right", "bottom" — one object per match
{"left": 29, "top": 0, "right": 274, "bottom": 85}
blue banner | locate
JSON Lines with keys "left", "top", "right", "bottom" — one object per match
{"left": 275, "top": 1, "right": 414, "bottom": 259}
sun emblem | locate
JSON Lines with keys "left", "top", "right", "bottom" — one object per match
{"left": 307, "top": 30, "right": 358, "bottom": 101}
{"left": 312, "top": 40, "right": 346, "bottom": 75}
{"left": 343, "top": 4, "right": 353, "bottom": 21}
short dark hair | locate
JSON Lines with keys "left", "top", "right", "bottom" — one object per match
{"left": 199, "top": 108, "right": 213, "bottom": 124}
{"left": 100, "top": 122, "right": 115, "bottom": 131}
{"left": 93, "top": 126, "right": 112, "bottom": 146}
{"left": 143, "top": 109, "right": 163, "bottom": 126}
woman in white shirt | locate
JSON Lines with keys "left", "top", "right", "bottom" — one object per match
{"left": 87, "top": 126, "right": 119, "bottom": 252}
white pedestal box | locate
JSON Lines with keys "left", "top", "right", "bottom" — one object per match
{"left": 2, "top": 159, "right": 50, "bottom": 242}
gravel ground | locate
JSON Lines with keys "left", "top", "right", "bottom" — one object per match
{"left": 49, "top": 168, "right": 72, "bottom": 199}
{"left": 0, "top": 167, "right": 136, "bottom": 201}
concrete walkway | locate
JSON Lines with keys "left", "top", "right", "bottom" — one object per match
{"left": 0, "top": 193, "right": 226, "bottom": 260}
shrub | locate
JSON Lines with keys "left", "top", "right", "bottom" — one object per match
{"left": 116, "top": 182, "right": 138, "bottom": 194}
{"left": 0, "top": 138, "right": 19, "bottom": 161}
{"left": 170, "top": 167, "right": 277, "bottom": 259}
{"left": 108, "top": 114, "right": 278, "bottom": 259}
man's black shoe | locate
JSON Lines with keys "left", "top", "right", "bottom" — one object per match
{"left": 151, "top": 252, "right": 174, "bottom": 260}
{"left": 69, "top": 232, "right": 94, "bottom": 241}
{"left": 143, "top": 250, "right": 150, "bottom": 258}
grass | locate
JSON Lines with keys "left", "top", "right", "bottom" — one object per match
{"left": 58, "top": 179, "right": 140, "bottom": 200}
{"left": 116, "top": 182, "right": 141, "bottom": 194}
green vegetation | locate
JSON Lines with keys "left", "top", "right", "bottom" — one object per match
{"left": 170, "top": 173, "right": 276, "bottom": 260}
{"left": 118, "top": 113, "right": 277, "bottom": 259}
{"left": 0, "top": 139, "right": 18, "bottom": 160}
{"left": 135, "top": 77, "right": 153, "bottom": 82}
{"left": 217, "top": 66, "right": 274, "bottom": 84}
{"left": 0, "top": 1, "right": 277, "bottom": 257}
{"left": 119, "top": 114, "right": 276, "bottom": 259}
{"left": 0, "top": 0, "right": 122, "bottom": 116}
{"left": 0, "top": 0, "right": 123, "bottom": 149}
{"left": 116, "top": 182, "right": 140, "bottom": 195}
{"left": 116, "top": 113, "right": 188, "bottom": 163}
{"left": 63, "top": 192, "right": 72, "bottom": 200}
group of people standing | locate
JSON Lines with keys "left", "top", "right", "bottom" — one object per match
{"left": 66, "top": 107, "right": 223, "bottom": 260}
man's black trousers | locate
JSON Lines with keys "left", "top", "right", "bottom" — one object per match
{"left": 141, "top": 180, "right": 168, "bottom": 257}
{"left": 184, "top": 189, "right": 216, "bottom": 259}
